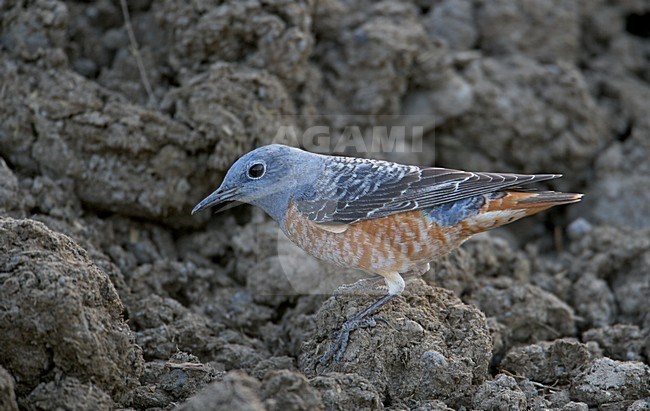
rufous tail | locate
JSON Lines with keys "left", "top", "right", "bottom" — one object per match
{"left": 462, "top": 190, "right": 583, "bottom": 235}
{"left": 493, "top": 190, "right": 582, "bottom": 213}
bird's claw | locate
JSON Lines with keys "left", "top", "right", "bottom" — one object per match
{"left": 319, "top": 315, "right": 386, "bottom": 365}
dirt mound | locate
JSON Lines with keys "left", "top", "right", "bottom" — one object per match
{"left": 300, "top": 281, "right": 491, "bottom": 408}
{"left": 0, "top": 218, "right": 142, "bottom": 405}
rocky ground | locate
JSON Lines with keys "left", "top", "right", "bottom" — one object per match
{"left": 1, "top": 0, "right": 650, "bottom": 410}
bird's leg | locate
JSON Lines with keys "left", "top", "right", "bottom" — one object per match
{"left": 319, "top": 293, "right": 396, "bottom": 364}
{"left": 334, "top": 276, "right": 387, "bottom": 296}
{"left": 403, "top": 263, "right": 430, "bottom": 280}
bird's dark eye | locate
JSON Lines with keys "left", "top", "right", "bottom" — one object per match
{"left": 247, "top": 162, "right": 265, "bottom": 179}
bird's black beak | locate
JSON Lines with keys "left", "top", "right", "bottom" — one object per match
{"left": 191, "top": 186, "right": 241, "bottom": 215}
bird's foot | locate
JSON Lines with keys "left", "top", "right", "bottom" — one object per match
{"left": 318, "top": 293, "right": 395, "bottom": 365}
{"left": 319, "top": 316, "right": 388, "bottom": 364}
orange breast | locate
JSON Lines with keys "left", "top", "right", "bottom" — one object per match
{"left": 282, "top": 201, "right": 467, "bottom": 275}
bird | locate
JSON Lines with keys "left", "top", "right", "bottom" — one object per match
{"left": 192, "top": 144, "right": 582, "bottom": 363}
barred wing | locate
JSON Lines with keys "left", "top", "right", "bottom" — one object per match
{"left": 295, "top": 156, "right": 559, "bottom": 224}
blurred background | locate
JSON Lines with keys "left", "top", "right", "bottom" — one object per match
{"left": 1, "top": 1, "right": 649, "bottom": 409}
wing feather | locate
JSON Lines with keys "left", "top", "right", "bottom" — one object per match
{"left": 295, "top": 156, "right": 560, "bottom": 224}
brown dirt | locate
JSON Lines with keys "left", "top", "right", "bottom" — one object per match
{"left": 1, "top": 0, "right": 649, "bottom": 409}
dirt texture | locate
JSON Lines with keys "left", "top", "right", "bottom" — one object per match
{"left": 0, "top": 218, "right": 142, "bottom": 407}
{"left": 0, "top": 366, "right": 18, "bottom": 411}
{"left": 300, "top": 281, "right": 492, "bottom": 408}
{"left": 1, "top": 0, "right": 650, "bottom": 409}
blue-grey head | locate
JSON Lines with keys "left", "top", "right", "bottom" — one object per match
{"left": 192, "top": 144, "right": 321, "bottom": 223}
